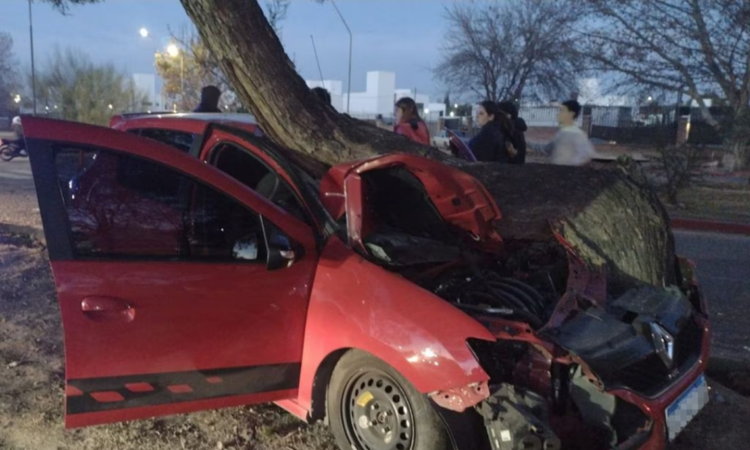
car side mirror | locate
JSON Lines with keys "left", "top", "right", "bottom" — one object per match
{"left": 261, "top": 216, "right": 301, "bottom": 271}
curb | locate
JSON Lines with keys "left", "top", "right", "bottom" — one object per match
{"left": 671, "top": 218, "right": 750, "bottom": 236}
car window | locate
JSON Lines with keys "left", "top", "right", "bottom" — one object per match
{"left": 55, "top": 147, "right": 267, "bottom": 262}
{"left": 129, "top": 128, "right": 196, "bottom": 154}
{"left": 211, "top": 143, "right": 309, "bottom": 224}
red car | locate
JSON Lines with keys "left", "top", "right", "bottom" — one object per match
{"left": 22, "top": 113, "right": 710, "bottom": 450}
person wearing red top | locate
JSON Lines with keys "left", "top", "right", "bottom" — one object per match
{"left": 393, "top": 97, "right": 430, "bottom": 146}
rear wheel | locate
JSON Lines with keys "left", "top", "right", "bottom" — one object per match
{"left": 327, "top": 350, "right": 451, "bottom": 450}
{"left": 0, "top": 146, "right": 14, "bottom": 162}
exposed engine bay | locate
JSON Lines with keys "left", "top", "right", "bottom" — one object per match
{"left": 352, "top": 166, "right": 707, "bottom": 449}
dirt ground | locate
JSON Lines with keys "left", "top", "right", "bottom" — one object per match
{"left": 1, "top": 233, "right": 749, "bottom": 450}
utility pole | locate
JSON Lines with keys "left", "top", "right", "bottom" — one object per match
{"left": 331, "top": 0, "right": 352, "bottom": 114}
{"left": 29, "top": 0, "right": 37, "bottom": 115}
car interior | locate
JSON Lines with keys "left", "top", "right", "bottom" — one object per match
{"left": 210, "top": 143, "right": 308, "bottom": 223}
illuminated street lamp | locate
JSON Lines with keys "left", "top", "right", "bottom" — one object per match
{"left": 166, "top": 42, "right": 185, "bottom": 100}
{"left": 13, "top": 94, "right": 21, "bottom": 104}
{"left": 139, "top": 27, "right": 149, "bottom": 38}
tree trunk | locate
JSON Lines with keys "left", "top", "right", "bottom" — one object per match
{"left": 180, "top": 0, "right": 676, "bottom": 291}
{"left": 180, "top": 0, "right": 437, "bottom": 166}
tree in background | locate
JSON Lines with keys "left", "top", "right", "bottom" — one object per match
{"left": 583, "top": 0, "right": 750, "bottom": 169}
{"left": 155, "top": 29, "right": 237, "bottom": 112}
{"left": 0, "top": 32, "right": 21, "bottom": 114}
{"left": 36, "top": 48, "right": 147, "bottom": 125}
{"left": 155, "top": 0, "right": 291, "bottom": 112}
{"left": 435, "top": 1, "right": 585, "bottom": 103}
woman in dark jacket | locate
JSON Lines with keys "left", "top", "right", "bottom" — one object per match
{"left": 468, "top": 100, "right": 515, "bottom": 163}
{"left": 498, "top": 100, "right": 527, "bottom": 164}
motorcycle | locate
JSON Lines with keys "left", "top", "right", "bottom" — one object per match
{"left": 0, "top": 137, "right": 27, "bottom": 162}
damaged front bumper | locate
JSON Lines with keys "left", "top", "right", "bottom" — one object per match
{"left": 428, "top": 284, "right": 711, "bottom": 450}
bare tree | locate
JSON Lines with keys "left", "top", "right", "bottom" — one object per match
{"left": 583, "top": 0, "right": 750, "bottom": 169}
{"left": 158, "top": 27, "right": 240, "bottom": 112}
{"left": 159, "top": 0, "right": 291, "bottom": 111}
{"left": 435, "top": 1, "right": 585, "bottom": 103}
{"left": 36, "top": 48, "right": 148, "bottom": 125}
{"left": 266, "top": 0, "right": 290, "bottom": 36}
{"left": 0, "top": 33, "right": 20, "bottom": 112}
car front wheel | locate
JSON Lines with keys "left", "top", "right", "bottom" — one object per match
{"left": 327, "top": 350, "right": 451, "bottom": 450}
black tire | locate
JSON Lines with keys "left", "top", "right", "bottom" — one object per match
{"left": 327, "top": 350, "right": 451, "bottom": 450}
{"left": 0, "top": 146, "right": 13, "bottom": 162}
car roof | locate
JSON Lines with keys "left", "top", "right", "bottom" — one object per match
{"left": 112, "top": 112, "right": 259, "bottom": 132}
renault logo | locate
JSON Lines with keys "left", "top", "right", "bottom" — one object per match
{"left": 650, "top": 323, "right": 675, "bottom": 368}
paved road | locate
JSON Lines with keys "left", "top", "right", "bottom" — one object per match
{"left": 675, "top": 230, "right": 750, "bottom": 362}
{"left": 1, "top": 159, "right": 749, "bottom": 360}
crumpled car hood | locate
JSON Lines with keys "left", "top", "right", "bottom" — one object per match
{"left": 319, "top": 153, "right": 503, "bottom": 249}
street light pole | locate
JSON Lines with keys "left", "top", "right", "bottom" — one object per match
{"left": 28, "top": 0, "right": 36, "bottom": 115}
{"left": 330, "top": 0, "right": 352, "bottom": 114}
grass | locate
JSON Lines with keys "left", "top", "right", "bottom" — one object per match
{"left": 661, "top": 185, "right": 750, "bottom": 223}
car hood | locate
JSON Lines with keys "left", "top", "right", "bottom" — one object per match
{"left": 319, "top": 153, "right": 503, "bottom": 250}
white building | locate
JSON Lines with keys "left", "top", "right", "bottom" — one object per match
{"left": 306, "top": 71, "right": 446, "bottom": 121}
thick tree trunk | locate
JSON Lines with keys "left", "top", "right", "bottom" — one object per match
{"left": 180, "top": 0, "right": 676, "bottom": 291}
{"left": 462, "top": 162, "right": 676, "bottom": 292}
{"left": 180, "top": 0, "right": 438, "bottom": 166}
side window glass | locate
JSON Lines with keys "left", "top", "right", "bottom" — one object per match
{"left": 133, "top": 128, "right": 196, "bottom": 153}
{"left": 55, "top": 147, "right": 267, "bottom": 262}
{"left": 212, "top": 143, "right": 309, "bottom": 223}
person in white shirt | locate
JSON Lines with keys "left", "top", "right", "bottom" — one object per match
{"left": 529, "top": 100, "right": 597, "bottom": 166}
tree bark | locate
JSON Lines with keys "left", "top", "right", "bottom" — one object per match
{"left": 180, "top": 0, "right": 676, "bottom": 291}
{"left": 180, "top": 0, "right": 441, "bottom": 166}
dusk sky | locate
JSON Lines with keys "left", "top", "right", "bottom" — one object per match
{"left": 1, "top": 0, "right": 456, "bottom": 98}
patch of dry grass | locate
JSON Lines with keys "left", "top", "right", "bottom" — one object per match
{"left": 663, "top": 185, "right": 750, "bottom": 223}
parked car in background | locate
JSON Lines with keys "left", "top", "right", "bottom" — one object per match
{"left": 21, "top": 112, "right": 710, "bottom": 450}
{"left": 431, "top": 129, "right": 451, "bottom": 150}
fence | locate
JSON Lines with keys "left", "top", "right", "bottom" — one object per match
{"left": 519, "top": 106, "right": 583, "bottom": 127}
{"left": 588, "top": 105, "right": 679, "bottom": 146}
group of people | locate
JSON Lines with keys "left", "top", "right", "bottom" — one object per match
{"left": 391, "top": 96, "right": 596, "bottom": 167}
{"left": 194, "top": 84, "right": 596, "bottom": 167}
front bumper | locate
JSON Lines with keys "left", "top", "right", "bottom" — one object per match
{"left": 609, "top": 315, "right": 711, "bottom": 450}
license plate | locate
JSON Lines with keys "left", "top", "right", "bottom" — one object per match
{"left": 666, "top": 374, "right": 709, "bottom": 441}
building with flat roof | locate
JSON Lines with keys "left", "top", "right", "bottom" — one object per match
{"left": 306, "top": 71, "right": 445, "bottom": 121}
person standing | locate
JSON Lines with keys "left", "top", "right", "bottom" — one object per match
{"left": 498, "top": 100, "right": 528, "bottom": 164}
{"left": 394, "top": 97, "right": 430, "bottom": 146}
{"left": 528, "top": 100, "right": 597, "bottom": 166}
{"left": 468, "top": 100, "right": 515, "bottom": 163}
{"left": 194, "top": 85, "right": 222, "bottom": 113}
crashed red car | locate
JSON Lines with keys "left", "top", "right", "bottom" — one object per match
{"left": 22, "top": 113, "right": 710, "bottom": 450}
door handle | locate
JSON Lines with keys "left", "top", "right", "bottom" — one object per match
{"left": 81, "top": 296, "right": 135, "bottom": 322}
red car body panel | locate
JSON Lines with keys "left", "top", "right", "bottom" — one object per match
{"left": 321, "top": 154, "right": 504, "bottom": 251}
{"left": 23, "top": 117, "right": 318, "bottom": 427}
{"left": 292, "top": 236, "right": 495, "bottom": 414}
{"left": 22, "top": 115, "right": 711, "bottom": 450}
{"left": 110, "top": 113, "right": 259, "bottom": 136}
